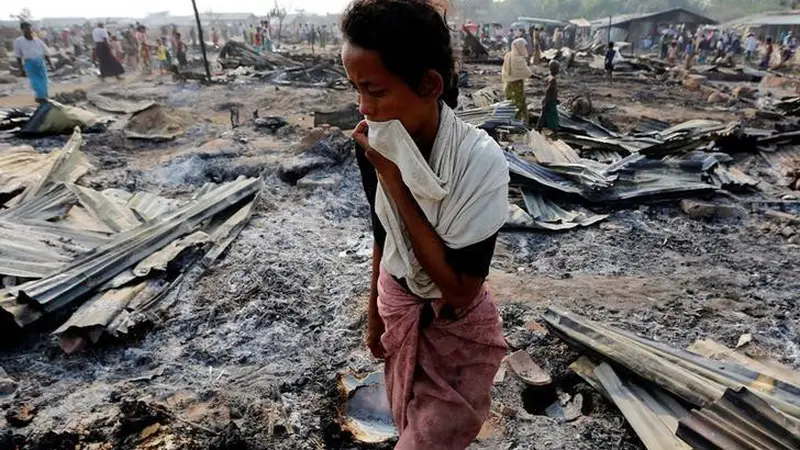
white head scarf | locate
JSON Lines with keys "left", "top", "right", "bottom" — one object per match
{"left": 503, "top": 38, "right": 533, "bottom": 86}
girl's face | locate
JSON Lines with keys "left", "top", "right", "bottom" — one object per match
{"left": 342, "top": 41, "right": 441, "bottom": 136}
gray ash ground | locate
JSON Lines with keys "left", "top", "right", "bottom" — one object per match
{"left": 1, "top": 62, "right": 799, "bottom": 449}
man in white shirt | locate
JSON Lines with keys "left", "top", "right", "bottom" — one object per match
{"left": 13, "top": 22, "right": 53, "bottom": 103}
{"left": 92, "top": 23, "right": 109, "bottom": 43}
{"left": 92, "top": 22, "right": 124, "bottom": 80}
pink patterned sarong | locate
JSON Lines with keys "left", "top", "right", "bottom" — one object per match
{"left": 377, "top": 267, "right": 507, "bottom": 450}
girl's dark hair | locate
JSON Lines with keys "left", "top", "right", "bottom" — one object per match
{"left": 341, "top": 0, "right": 458, "bottom": 108}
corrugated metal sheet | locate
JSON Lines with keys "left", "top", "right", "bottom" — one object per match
{"left": 10, "top": 177, "right": 261, "bottom": 319}
{"left": 590, "top": 8, "right": 718, "bottom": 28}
{"left": 677, "top": 387, "right": 800, "bottom": 450}
{"left": 0, "top": 130, "right": 92, "bottom": 206}
{"left": 727, "top": 12, "right": 800, "bottom": 27}
{"left": 520, "top": 189, "right": 608, "bottom": 230}
{"left": 543, "top": 306, "right": 800, "bottom": 421}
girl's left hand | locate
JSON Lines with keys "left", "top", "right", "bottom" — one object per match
{"left": 352, "top": 120, "right": 403, "bottom": 188}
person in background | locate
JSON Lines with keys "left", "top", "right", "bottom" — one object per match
{"left": 61, "top": 28, "right": 71, "bottom": 49}
{"left": 14, "top": 22, "right": 54, "bottom": 104}
{"left": 732, "top": 34, "right": 742, "bottom": 55}
{"left": 660, "top": 31, "right": 669, "bottom": 59}
{"left": 249, "top": 24, "right": 255, "bottom": 46}
{"left": 170, "top": 27, "right": 180, "bottom": 53}
{"left": 136, "top": 25, "right": 152, "bottom": 74}
{"left": 342, "top": 0, "right": 509, "bottom": 447}
{"left": 123, "top": 30, "right": 139, "bottom": 70}
{"left": 531, "top": 27, "right": 541, "bottom": 64}
{"left": 744, "top": 33, "right": 757, "bottom": 63}
{"left": 667, "top": 40, "right": 679, "bottom": 65}
{"left": 175, "top": 32, "right": 187, "bottom": 68}
{"left": 319, "top": 25, "right": 328, "bottom": 49}
{"left": 761, "top": 37, "right": 774, "bottom": 69}
{"left": 604, "top": 41, "right": 616, "bottom": 84}
{"left": 553, "top": 27, "right": 563, "bottom": 48}
{"left": 537, "top": 60, "right": 560, "bottom": 138}
{"left": 93, "top": 22, "right": 125, "bottom": 81}
{"left": 212, "top": 28, "right": 220, "bottom": 48}
{"left": 189, "top": 27, "right": 197, "bottom": 48}
{"left": 502, "top": 37, "right": 532, "bottom": 123}
{"left": 684, "top": 36, "right": 696, "bottom": 70}
{"left": 110, "top": 35, "right": 124, "bottom": 63}
{"left": 262, "top": 22, "right": 272, "bottom": 52}
{"left": 156, "top": 38, "right": 170, "bottom": 74}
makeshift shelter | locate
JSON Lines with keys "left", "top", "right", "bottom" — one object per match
{"left": 725, "top": 11, "right": 800, "bottom": 41}
{"left": 511, "top": 17, "right": 565, "bottom": 33}
{"left": 591, "top": 8, "right": 718, "bottom": 52}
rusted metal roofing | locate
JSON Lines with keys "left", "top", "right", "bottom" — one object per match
{"left": 677, "top": 387, "right": 800, "bottom": 450}
{"left": 0, "top": 130, "right": 263, "bottom": 352}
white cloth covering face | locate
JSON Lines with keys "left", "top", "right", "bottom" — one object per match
{"left": 367, "top": 105, "right": 509, "bottom": 299}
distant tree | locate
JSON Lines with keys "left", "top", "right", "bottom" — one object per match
{"left": 269, "top": 0, "right": 289, "bottom": 45}
{"left": 10, "top": 8, "right": 33, "bottom": 22}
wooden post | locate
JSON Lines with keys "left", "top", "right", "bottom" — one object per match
{"left": 191, "top": 0, "right": 212, "bottom": 82}
{"left": 607, "top": 15, "right": 612, "bottom": 43}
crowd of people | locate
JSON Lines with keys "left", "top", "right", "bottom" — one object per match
{"left": 649, "top": 25, "right": 797, "bottom": 69}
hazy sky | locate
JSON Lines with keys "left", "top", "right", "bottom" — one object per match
{"left": 2, "top": 0, "right": 351, "bottom": 19}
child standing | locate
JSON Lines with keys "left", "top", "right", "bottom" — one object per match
{"left": 156, "top": 38, "right": 169, "bottom": 74}
{"left": 604, "top": 41, "right": 616, "bottom": 84}
{"left": 175, "top": 33, "right": 187, "bottom": 68}
{"left": 667, "top": 40, "right": 679, "bottom": 65}
{"left": 537, "top": 60, "right": 560, "bottom": 138}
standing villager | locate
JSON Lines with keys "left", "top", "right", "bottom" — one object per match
{"left": 14, "top": 22, "right": 54, "bottom": 104}
{"left": 745, "top": 33, "right": 758, "bottom": 63}
{"left": 156, "top": 38, "right": 170, "bottom": 74}
{"left": 553, "top": 27, "right": 563, "bottom": 48}
{"left": 212, "top": 28, "right": 220, "bottom": 48}
{"left": 342, "top": 0, "right": 509, "bottom": 448}
{"left": 660, "top": 31, "right": 669, "bottom": 59}
{"left": 667, "top": 40, "right": 679, "bottom": 65}
{"left": 531, "top": 27, "right": 541, "bottom": 64}
{"left": 109, "top": 35, "right": 124, "bottom": 63}
{"left": 537, "top": 60, "right": 560, "bottom": 137}
{"left": 123, "top": 30, "right": 139, "bottom": 70}
{"left": 189, "top": 27, "right": 197, "bottom": 48}
{"left": 175, "top": 33, "right": 187, "bottom": 67}
{"left": 136, "top": 25, "right": 152, "bottom": 74}
{"left": 683, "top": 37, "right": 696, "bottom": 70}
{"left": 502, "top": 38, "right": 532, "bottom": 123}
{"left": 93, "top": 23, "right": 124, "bottom": 80}
{"left": 761, "top": 37, "right": 774, "bottom": 69}
{"left": 604, "top": 41, "right": 616, "bottom": 84}
{"left": 319, "top": 25, "right": 328, "bottom": 49}
{"left": 262, "top": 23, "right": 273, "bottom": 52}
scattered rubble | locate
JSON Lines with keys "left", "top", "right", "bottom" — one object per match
{"left": 0, "top": 130, "right": 261, "bottom": 354}
{"left": 124, "top": 104, "right": 186, "bottom": 140}
{"left": 545, "top": 306, "right": 800, "bottom": 450}
{"left": 1, "top": 24, "right": 799, "bottom": 450}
